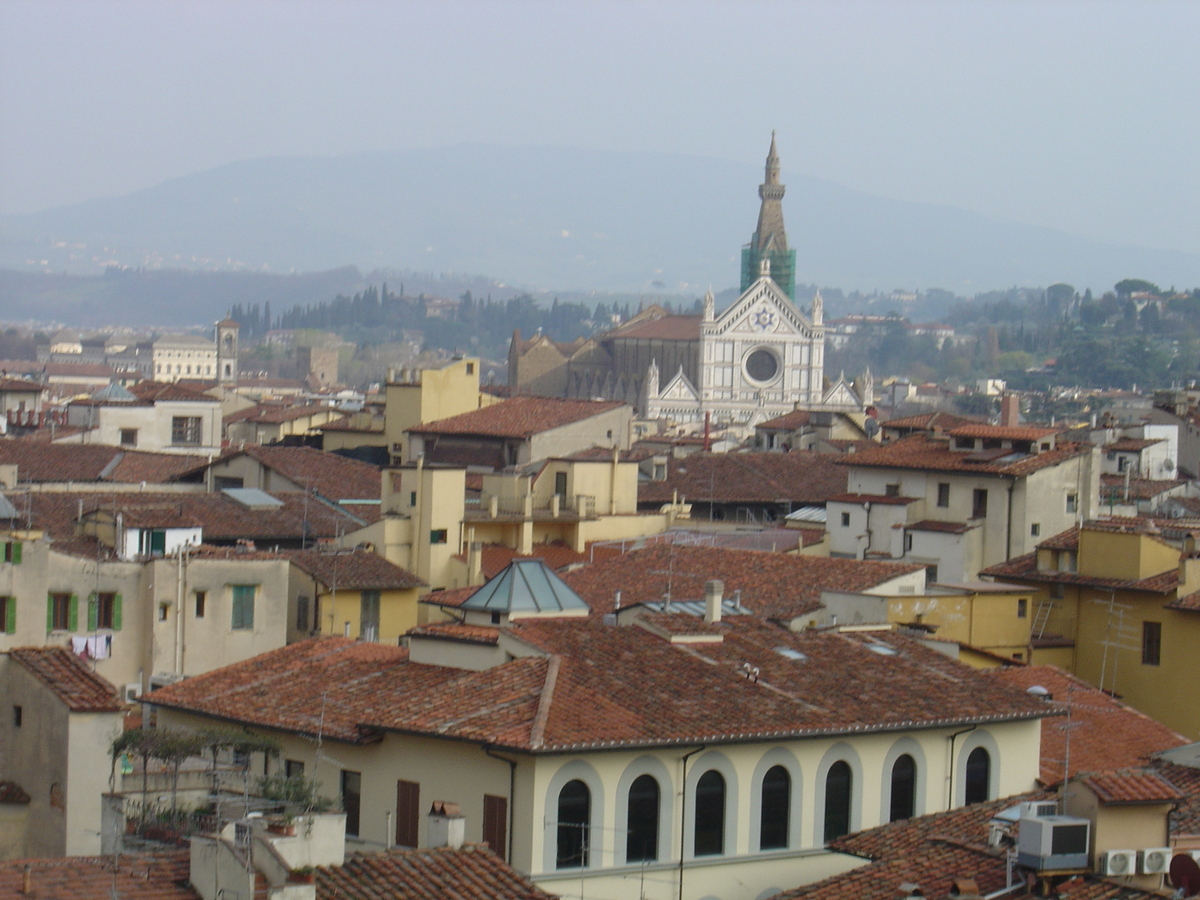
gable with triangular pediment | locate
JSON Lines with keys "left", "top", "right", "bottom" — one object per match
{"left": 823, "top": 379, "right": 861, "bottom": 407}
{"left": 710, "top": 276, "right": 817, "bottom": 339}
{"left": 660, "top": 367, "right": 699, "bottom": 402}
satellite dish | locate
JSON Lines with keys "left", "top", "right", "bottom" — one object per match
{"left": 1026, "top": 685, "right": 1051, "bottom": 699}
{"left": 1163, "top": 458, "right": 1175, "bottom": 472}
{"left": 1169, "top": 853, "right": 1200, "bottom": 897}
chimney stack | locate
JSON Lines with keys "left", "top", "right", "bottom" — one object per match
{"left": 428, "top": 801, "right": 465, "bottom": 850}
{"left": 704, "top": 579, "right": 723, "bottom": 624}
{"left": 1000, "top": 393, "right": 1020, "bottom": 428}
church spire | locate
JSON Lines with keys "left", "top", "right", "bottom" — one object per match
{"left": 741, "top": 132, "right": 797, "bottom": 300}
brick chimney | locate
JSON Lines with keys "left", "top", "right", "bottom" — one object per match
{"left": 1000, "top": 393, "right": 1020, "bottom": 427}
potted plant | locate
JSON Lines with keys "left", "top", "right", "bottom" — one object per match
{"left": 288, "top": 866, "right": 315, "bottom": 884}
{"left": 266, "top": 813, "right": 296, "bottom": 836}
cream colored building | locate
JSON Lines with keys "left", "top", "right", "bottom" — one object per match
{"left": 384, "top": 356, "right": 500, "bottom": 463}
{"left": 64, "top": 381, "right": 222, "bottom": 455}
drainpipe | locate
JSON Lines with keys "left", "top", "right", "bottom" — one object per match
{"left": 482, "top": 744, "right": 517, "bottom": 866}
{"left": 946, "top": 726, "right": 977, "bottom": 808}
{"left": 1005, "top": 477, "right": 1016, "bottom": 562}
{"left": 678, "top": 745, "right": 706, "bottom": 900}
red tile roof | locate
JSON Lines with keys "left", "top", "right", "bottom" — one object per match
{"left": 1104, "top": 438, "right": 1162, "bottom": 451}
{"left": 186, "top": 445, "right": 382, "bottom": 501}
{"left": 1037, "top": 526, "right": 1079, "bottom": 550}
{"left": 7, "top": 647, "right": 123, "bottom": 712}
{"left": 948, "top": 424, "right": 1063, "bottom": 441}
{"left": 0, "top": 852, "right": 195, "bottom": 900}
{"left": 837, "top": 434, "right": 1091, "bottom": 478}
{"left": 1166, "top": 589, "right": 1200, "bottom": 611}
{"left": 408, "top": 622, "right": 500, "bottom": 645}
{"left": 607, "top": 314, "right": 701, "bottom": 341}
{"left": 1099, "top": 475, "right": 1184, "bottom": 500}
{"left": 414, "top": 396, "right": 626, "bottom": 440}
{"left": 1158, "top": 759, "right": 1200, "bottom": 836}
{"left": 419, "top": 586, "right": 480, "bottom": 609}
{"left": 225, "top": 403, "right": 335, "bottom": 425}
{"left": 0, "top": 377, "right": 44, "bottom": 393}
{"left": 988, "top": 666, "right": 1187, "bottom": 785}
{"left": 908, "top": 519, "right": 974, "bottom": 534}
{"left": 316, "top": 845, "right": 555, "bottom": 900}
{"left": 880, "top": 411, "right": 984, "bottom": 433}
{"left": 1083, "top": 770, "right": 1185, "bottom": 804}
{"left": 638, "top": 452, "right": 848, "bottom": 505}
{"left": 827, "top": 492, "right": 918, "bottom": 505}
{"left": 288, "top": 548, "right": 425, "bottom": 590}
{"left": 128, "top": 381, "right": 216, "bottom": 403}
{"left": 457, "top": 543, "right": 588, "bottom": 579}
{"left": 563, "top": 544, "right": 924, "bottom": 620}
{"left": 979, "top": 553, "right": 1178, "bottom": 594}
{"left": 0, "top": 442, "right": 205, "bottom": 484}
{"left": 756, "top": 409, "right": 812, "bottom": 431}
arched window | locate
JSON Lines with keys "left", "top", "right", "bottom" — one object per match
{"left": 694, "top": 770, "right": 725, "bottom": 856}
{"left": 889, "top": 755, "right": 916, "bottom": 822}
{"left": 626, "top": 774, "right": 660, "bottom": 862}
{"left": 760, "top": 765, "right": 790, "bottom": 850}
{"left": 965, "top": 748, "right": 990, "bottom": 805}
{"left": 823, "top": 760, "right": 852, "bottom": 842}
{"left": 556, "top": 779, "right": 590, "bottom": 868}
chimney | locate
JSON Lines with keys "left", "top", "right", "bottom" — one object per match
{"left": 428, "top": 801, "right": 465, "bottom": 849}
{"left": 1000, "top": 393, "right": 1020, "bottom": 428}
{"left": 949, "top": 879, "right": 982, "bottom": 899}
{"left": 22, "top": 865, "right": 31, "bottom": 895}
{"left": 704, "top": 579, "right": 723, "bottom": 624}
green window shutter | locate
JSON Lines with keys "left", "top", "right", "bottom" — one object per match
{"left": 112, "top": 594, "right": 122, "bottom": 631}
{"left": 87, "top": 593, "right": 98, "bottom": 631}
{"left": 46, "top": 593, "right": 53, "bottom": 632}
{"left": 68, "top": 594, "right": 78, "bottom": 632}
{"left": 11, "top": 542, "right": 21, "bottom": 564}
{"left": 5, "top": 598, "right": 15, "bottom": 634}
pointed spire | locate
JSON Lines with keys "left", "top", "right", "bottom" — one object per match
{"left": 765, "top": 130, "right": 780, "bottom": 185}
{"left": 742, "top": 133, "right": 795, "bottom": 300}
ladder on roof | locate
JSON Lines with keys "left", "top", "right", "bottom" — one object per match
{"left": 1032, "top": 596, "right": 1056, "bottom": 639}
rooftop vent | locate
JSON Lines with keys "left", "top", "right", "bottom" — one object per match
{"left": 221, "top": 488, "right": 284, "bottom": 510}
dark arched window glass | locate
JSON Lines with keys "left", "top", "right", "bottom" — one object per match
{"left": 889, "top": 755, "right": 916, "bottom": 822}
{"left": 694, "top": 770, "right": 725, "bottom": 856}
{"left": 556, "top": 779, "right": 590, "bottom": 868}
{"left": 965, "top": 748, "right": 990, "bottom": 805}
{"left": 626, "top": 774, "right": 660, "bottom": 862}
{"left": 760, "top": 765, "right": 791, "bottom": 850}
{"left": 823, "top": 761, "right": 852, "bottom": 843}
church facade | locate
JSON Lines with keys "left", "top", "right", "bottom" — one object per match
{"left": 508, "top": 136, "right": 868, "bottom": 428}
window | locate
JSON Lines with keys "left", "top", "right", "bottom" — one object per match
{"left": 341, "top": 770, "right": 362, "bottom": 836}
{"left": 12, "top": 705, "right": 21, "bottom": 727}
{"left": 0, "top": 596, "right": 14, "bottom": 634}
{"left": 119, "top": 428, "right": 138, "bottom": 447}
{"left": 171, "top": 416, "right": 203, "bottom": 446}
{"left": 554, "top": 471, "right": 568, "bottom": 497}
{"left": 1030, "top": 522, "right": 1040, "bottom": 537}
{"left": 410, "top": 491, "right": 417, "bottom": 507}
{"left": 285, "top": 759, "right": 305, "bottom": 779}
{"left": 90, "top": 592, "right": 121, "bottom": 630}
{"left": 556, "top": 780, "right": 590, "bottom": 868}
{"left": 483, "top": 794, "right": 507, "bottom": 858}
{"left": 823, "top": 761, "right": 852, "bottom": 842}
{"left": 396, "top": 780, "right": 420, "bottom": 847}
{"left": 889, "top": 755, "right": 916, "bottom": 822}
{"left": 430, "top": 529, "right": 448, "bottom": 544}
{"left": 231, "top": 585, "right": 255, "bottom": 630}
{"left": 885, "top": 483, "right": 900, "bottom": 497}
{"left": 214, "top": 476, "right": 244, "bottom": 490}
{"left": 195, "top": 591, "right": 206, "bottom": 618}
{"left": 841, "top": 512, "right": 851, "bottom": 527}
{"left": 926, "top": 565, "right": 939, "bottom": 584}
{"left": 760, "top": 765, "right": 790, "bottom": 850}
{"left": 964, "top": 748, "right": 990, "bottom": 804}
{"left": 694, "top": 770, "right": 726, "bottom": 856}
{"left": 158, "top": 603, "right": 169, "bottom": 622}
{"left": 903, "top": 532, "right": 913, "bottom": 552}
{"left": 3, "top": 541, "right": 21, "bottom": 564}
{"left": 47, "top": 593, "right": 75, "bottom": 632}
{"left": 1017, "top": 598, "right": 1028, "bottom": 619}
{"left": 466, "top": 362, "right": 474, "bottom": 375}
{"left": 626, "top": 774, "right": 660, "bottom": 862}
{"left": 936, "top": 482, "right": 950, "bottom": 508}
{"left": 1142, "top": 621, "right": 1162, "bottom": 666}
{"left": 1065, "top": 492, "right": 1078, "bottom": 514}
{"left": 1050, "top": 583, "right": 1065, "bottom": 600}
{"left": 296, "top": 595, "right": 309, "bottom": 631}
{"left": 360, "top": 590, "right": 380, "bottom": 641}
{"left": 971, "top": 489, "right": 988, "bottom": 519}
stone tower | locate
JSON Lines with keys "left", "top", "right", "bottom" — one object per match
{"left": 740, "top": 132, "right": 797, "bottom": 301}
{"left": 215, "top": 316, "right": 240, "bottom": 385}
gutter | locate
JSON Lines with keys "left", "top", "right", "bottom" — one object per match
{"left": 482, "top": 744, "right": 518, "bottom": 866}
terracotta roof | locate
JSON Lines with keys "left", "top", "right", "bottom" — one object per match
{"left": 316, "top": 845, "right": 555, "bottom": 900}
{"left": 7, "top": 647, "right": 122, "bottom": 712}
{"left": 827, "top": 492, "right": 918, "bottom": 506}
{"left": 454, "top": 543, "right": 588, "bottom": 579}
{"left": 880, "top": 411, "right": 983, "bottom": 432}
{"left": 638, "top": 452, "right": 848, "bottom": 505}
{"left": 948, "top": 424, "right": 1063, "bottom": 441}
{"left": 418, "top": 586, "right": 480, "bottom": 609}
{"left": 225, "top": 403, "right": 335, "bottom": 425}
{"left": 1082, "top": 770, "right": 1185, "bottom": 804}
{"left": 837, "top": 433, "right": 1091, "bottom": 478}
{"left": 1157, "top": 759, "right": 1200, "bottom": 836}
{"left": 288, "top": 548, "right": 425, "bottom": 590}
{"left": 0, "top": 852, "right": 195, "bottom": 900}
{"left": 1037, "top": 526, "right": 1079, "bottom": 550}
{"left": 1099, "top": 475, "right": 1184, "bottom": 500}
{"left": 0, "top": 442, "right": 204, "bottom": 484}
{"left": 181, "top": 445, "right": 382, "bottom": 501}
{"left": 319, "top": 415, "right": 384, "bottom": 434}
{"left": 408, "top": 622, "right": 500, "bottom": 645}
{"left": 988, "top": 666, "right": 1187, "bottom": 785}
{"left": 908, "top": 519, "right": 975, "bottom": 534}
{"left": 1166, "top": 589, "right": 1200, "bottom": 611}
{"left": 563, "top": 544, "right": 924, "bottom": 620}
{"left": 148, "top": 623, "right": 1050, "bottom": 753}
{"left": 128, "top": 381, "right": 216, "bottom": 403}
{"left": 1104, "top": 438, "right": 1162, "bottom": 451}
{"left": 756, "top": 409, "right": 812, "bottom": 431}
{"left": 0, "top": 377, "right": 43, "bottom": 393}
{"left": 412, "top": 396, "right": 626, "bottom": 439}
{"left": 606, "top": 314, "right": 701, "bottom": 341}
{"left": 980, "top": 552, "right": 1178, "bottom": 594}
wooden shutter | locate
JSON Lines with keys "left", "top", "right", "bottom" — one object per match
{"left": 395, "top": 780, "right": 420, "bottom": 847}
{"left": 87, "top": 592, "right": 98, "bottom": 631}
{"left": 483, "top": 794, "right": 507, "bottom": 859}
{"left": 11, "top": 542, "right": 21, "bottom": 564}
{"left": 68, "top": 594, "right": 79, "bottom": 632}
{"left": 4, "top": 597, "right": 14, "bottom": 634}
{"left": 112, "top": 594, "right": 122, "bottom": 631}
{"left": 46, "top": 593, "right": 53, "bottom": 632}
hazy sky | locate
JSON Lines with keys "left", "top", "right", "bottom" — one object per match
{"left": 2, "top": 0, "right": 1198, "bottom": 254}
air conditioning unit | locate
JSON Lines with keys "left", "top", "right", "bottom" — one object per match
{"left": 1021, "top": 801, "right": 1058, "bottom": 819}
{"left": 1099, "top": 849, "right": 1137, "bottom": 876}
{"left": 123, "top": 683, "right": 140, "bottom": 703}
{"left": 1140, "top": 847, "right": 1172, "bottom": 875}
{"left": 1017, "top": 814, "right": 1090, "bottom": 870}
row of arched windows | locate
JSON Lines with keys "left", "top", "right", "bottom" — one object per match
{"left": 554, "top": 747, "right": 993, "bottom": 868}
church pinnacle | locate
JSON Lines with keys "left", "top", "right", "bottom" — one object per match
{"left": 741, "top": 132, "right": 797, "bottom": 301}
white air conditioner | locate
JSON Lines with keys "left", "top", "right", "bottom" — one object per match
{"left": 123, "top": 683, "right": 140, "bottom": 703}
{"left": 1017, "top": 814, "right": 1090, "bottom": 870}
{"left": 1099, "top": 849, "right": 1137, "bottom": 876}
{"left": 1140, "top": 847, "right": 1172, "bottom": 875}
{"left": 1021, "top": 801, "right": 1058, "bottom": 819}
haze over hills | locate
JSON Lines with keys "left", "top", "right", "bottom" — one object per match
{"left": 3, "top": 144, "right": 1199, "bottom": 299}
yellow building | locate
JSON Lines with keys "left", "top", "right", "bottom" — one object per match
{"left": 882, "top": 580, "right": 1036, "bottom": 663}
{"left": 384, "top": 357, "right": 500, "bottom": 463}
{"left": 287, "top": 547, "right": 426, "bottom": 643}
{"left": 983, "top": 518, "right": 1200, "bottom": 740}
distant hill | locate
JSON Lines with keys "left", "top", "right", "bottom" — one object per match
{"left": 3, "top": 144, "right": 1199, "bottom": 298}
